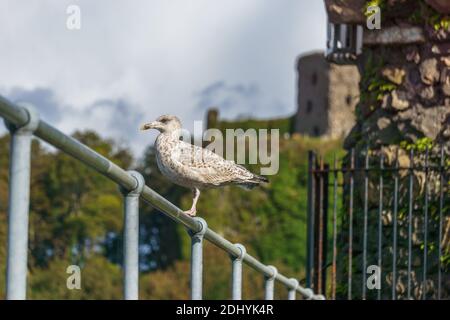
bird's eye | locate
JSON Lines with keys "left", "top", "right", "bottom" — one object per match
{"left": 160, "top": 119, "right": 168, "bottom": 123}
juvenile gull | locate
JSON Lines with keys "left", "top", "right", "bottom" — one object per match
{"left": 141, "top": 115, "right": 268, "bottom": 216}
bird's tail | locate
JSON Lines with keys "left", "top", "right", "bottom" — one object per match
{"left": 237, "top": 174, "right": 269, "bottom": 190}
{"left": 252, "top": 174, "right": 269, "bottom": 183}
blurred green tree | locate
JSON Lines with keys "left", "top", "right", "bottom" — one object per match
{"left": 0, "top": 129, "right": 342, "bottom": 299}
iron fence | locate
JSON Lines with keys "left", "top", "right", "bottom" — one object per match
{"left": 0, "top": 95, "right": 324, "bottom": 300}
{"left": 306, "top": 148, "right": 449, "bottom": 300}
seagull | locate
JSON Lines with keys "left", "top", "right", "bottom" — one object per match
{"left": 141, "top": 115, "right": 268, "bottom": 217}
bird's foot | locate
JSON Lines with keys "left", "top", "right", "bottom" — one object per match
{"left": 184, "top": 208, "right": 197, "bottom": 217}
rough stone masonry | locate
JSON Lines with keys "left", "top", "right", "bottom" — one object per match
{"left": 325, "top": 0, "right": 449, "bottom": 300}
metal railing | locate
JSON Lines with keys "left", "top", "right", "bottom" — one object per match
{"left": 306, "top": 149, "right": 449, "bottom": 300}
{"left": 0, "top": 95, "right": 324, "bottom": 300}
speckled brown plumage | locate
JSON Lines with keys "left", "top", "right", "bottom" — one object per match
{"left": 141, "top": 115, "right": 268, "bottom": 216}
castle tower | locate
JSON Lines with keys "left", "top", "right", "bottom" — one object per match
{"left": 295, "top": 51, "right": 360, "bottom": 139}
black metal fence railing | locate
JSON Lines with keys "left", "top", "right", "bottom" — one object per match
{"left": 306, "top": 148, "right": 449, "bottom": 300}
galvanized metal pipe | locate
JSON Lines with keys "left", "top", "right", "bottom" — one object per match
{"left": 288, "top": 278, "right": 299, "bottom": 300}
{"left": 189, "top": 218, "right": 207, "bottom": 300}
{"left": 0, "top": 96, "right": 137, "bottom": 192}
{"left": 231, "top": 244, "right": 246, "bottom": 300}
{"left": 302, "top": 288, "right": 315, "bottom": 300}
{"left": 4, "top": 103, "right": 39, "bottom": 300}
{"left": 264, "top": 266, "right": 277, "bottom": 300}
{"left": 0, "top": 96, "right": 323, "bottom": 300}
{"left": 141, "top": 186, "right": 316, "bottom": 298}
{"left": 121, "top": 171, "right": 145, "bottom": 300}
{"left": 0, "top": 96, "right": 29, "bottom": 127}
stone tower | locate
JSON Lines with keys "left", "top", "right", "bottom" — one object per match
{"left": 295, "top": 51, "right": 360, "bottom": 139}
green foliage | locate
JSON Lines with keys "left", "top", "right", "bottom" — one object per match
{"left": 442, "top": 253, "right": 450, "bottom": 271}
{"left": 408, "top": 1, "right": 450, "bottom": 30}
{"left": 0, "top": 129, "right": 343, "bottom": 299}
{"left": 363, "top": 53, "right": 396, "bottom": 100}
{"left": 359, "top": 52, "right": 397, "bottom": 118}
{"left": 368, "top": 80, "right": 396, "bottom": 101}
{"left": 400, "top": 137, "right": 434, "bottom": 152}
{"left": 216, "top": 115, "right": 295, "bottom": 136}
{"left": 364, "top": 0, "right": 385, "bottom": 17}
{"left": 28, "top": 255, "right": 122, "bottom": 300}
{"left": 430, "top": 14, "right": 450, "bottom": 31}
{"left": 0, "top": 131, "right": 133, "bottom": 299}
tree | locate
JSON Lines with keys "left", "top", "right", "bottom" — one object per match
{"left": 0, "top": 128, "right": 343, "bottom": 299}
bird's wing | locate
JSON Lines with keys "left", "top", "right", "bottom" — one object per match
{"left": 173, "top": 141, "right": 254, "bottom": 185}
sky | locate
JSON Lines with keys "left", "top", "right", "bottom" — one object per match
{"left": 0, "top": 1, "right": 326, "bottom": 156}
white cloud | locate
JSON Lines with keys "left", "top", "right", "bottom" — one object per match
{"left": 195, "top": 81, "right": 286, "bottom": 120}
{"left": 0, "top": 0, "right": 326, "bottom": 155}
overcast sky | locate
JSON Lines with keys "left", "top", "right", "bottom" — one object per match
{"left": 0, "top": 1, "right": 326, "bottom": 155}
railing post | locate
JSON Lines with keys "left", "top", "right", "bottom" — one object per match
{"left": 264, "top": 265, "right": 277, "bottom": 300}
{"left": 302, "top": 288, "right": 314, "bottom": 300}
{"left": 306, "top": 151, "right": 316, "bottom": 288}
{"left": 4, "top": 103, "right": 39, "bottom": 300}
{"left": 231, "top": 243, "right": 246, "bottom": 300}
{"left": 188, "top": 217, "right": 207, "bottom": 300}
{"left": 301, "top": 288, "right": 325, "bottom": 300}
{"left": 288, "top": 278, "right": 299, "bottom": 300}
{"left": 120, "top": 171, "right": 145, "bottom": 300}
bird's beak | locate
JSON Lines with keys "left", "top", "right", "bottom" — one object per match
{"left": 140, "top": 121, "right": 158, "bottom": 131}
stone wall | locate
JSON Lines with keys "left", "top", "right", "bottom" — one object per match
{"left": 328, "top": 63, "right": 360, "bottom": 138}
{"left": 325, "top": 0, "right": 450, "bottom": 300}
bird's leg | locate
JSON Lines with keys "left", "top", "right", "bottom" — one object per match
{"left": 184, "top": 188, "right": 200, "bottom": 217}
